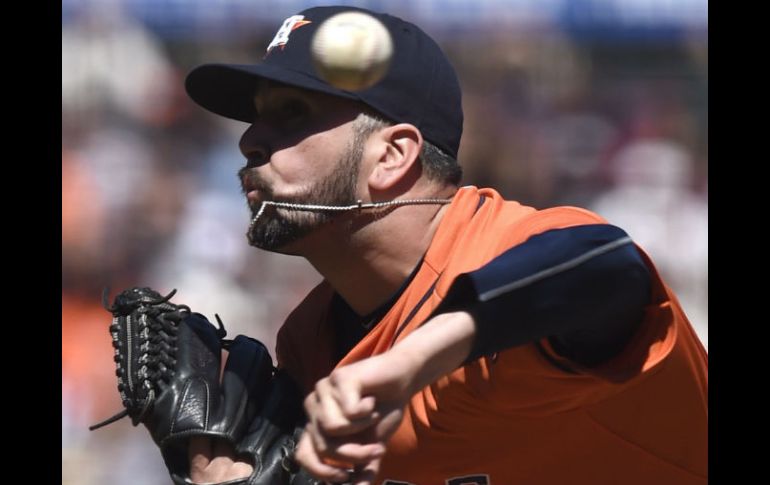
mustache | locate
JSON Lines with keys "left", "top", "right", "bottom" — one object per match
{"left": 238, "top": 166, "right": 274, "bottom": 198}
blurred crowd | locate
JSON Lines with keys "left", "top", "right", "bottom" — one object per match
{"left": 62, "top": 2, "right": 707, "bottom": 484}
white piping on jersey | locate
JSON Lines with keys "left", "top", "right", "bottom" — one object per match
{"left": 478, "top": 236, "right": 634, "bottom": 302}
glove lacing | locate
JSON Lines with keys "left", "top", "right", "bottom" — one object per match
{"left": 90, "top": 288, "right": 227, "bottom": 431}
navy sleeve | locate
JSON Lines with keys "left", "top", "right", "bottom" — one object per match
{"left": 433, "top": 224, "right": 651, "bottom": 366}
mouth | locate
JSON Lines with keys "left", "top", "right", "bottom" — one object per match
{"left": 246, "top": 189, "right": 264, "bottom": 206}
{"left": 241, "top": 175, "right": 273, "bottom": 213}
{"left": 240, "top": 168, "right": 271, "bottom": 202}
{"left": 241, "top": 188, "right": 263, "bottom": 215}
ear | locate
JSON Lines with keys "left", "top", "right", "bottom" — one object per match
{"left": 367, "top": 123, "right": 423, "bottom": 191}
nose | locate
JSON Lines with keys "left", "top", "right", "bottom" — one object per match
{"left": 239, "top": 122, "right": 272, "bottom": 167}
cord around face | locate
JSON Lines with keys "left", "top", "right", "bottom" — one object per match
{"left": 246, "top": 197, "right": 453, "bottom": 243}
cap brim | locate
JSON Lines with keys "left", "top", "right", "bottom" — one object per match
{"left": 185, "top": 63, "right": 360, "bottom": 123}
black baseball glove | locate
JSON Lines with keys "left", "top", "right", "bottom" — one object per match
{"left": 90, "top": 287, "right": 320, "bottom": 485}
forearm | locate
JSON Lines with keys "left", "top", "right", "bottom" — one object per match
{"left": 389, "top": 310, "right": 476, "bottom": 395}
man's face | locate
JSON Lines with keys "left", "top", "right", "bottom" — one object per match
{"left": 238, "top": 83, "right": 368, "bottom": 253}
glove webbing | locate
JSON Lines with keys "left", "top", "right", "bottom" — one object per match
{"left": 89, "top": 288, "right": 228, "bottom": 431}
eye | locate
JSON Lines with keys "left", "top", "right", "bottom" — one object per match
{"left": 277, "top": 98, "right": 310, "bottom": 125}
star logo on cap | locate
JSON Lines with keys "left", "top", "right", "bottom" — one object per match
{"left": 265, "top": 15, "right": 313, "bottom": 56}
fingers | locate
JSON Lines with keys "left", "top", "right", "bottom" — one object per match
{"left": 329, "top": 370, "right": 378, "bottom": 419}
{"left": 350, "top": 458, "right": 382, "bottom": 485}
{"left": 294, "top": 445, "right": 382, "bottom": 485}
{"left": 294, "top": 418, "right": 386, "bottom": 483}
{"left": 212, "top": 440, "right": 254, "bottom": 478}
{"left": 188, "top": 436, "right": 213, "bottom": 471}
{"left": 294, "top": 431, "right": 353, "bottom": 483}
{"left": 309, "top": 378, "right": 379, "bottom": 438}
{"left": 295, "top": 395, "right": 401, "bottom": 481}
{"left": 304, "top": 420, "right": 386, "bottom": 464}
{"left": 188, "top": 438, "right": 253, "bottom": 483}
{"left": 296, "top": 358, "right": 409, "bottom": 482}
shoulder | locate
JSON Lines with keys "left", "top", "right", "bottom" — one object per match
{"left": 510, "top": 205, "right": 608, "bottom": 238}
{"left": 474, "top": 189, "right": 610, "bottom": 251}
{"left": 471, "top": 187, "right": 607, "bottom": 234}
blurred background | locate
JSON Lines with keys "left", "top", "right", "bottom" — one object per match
{"left": 62, "top": 0, "right": 707, "bottom": 483}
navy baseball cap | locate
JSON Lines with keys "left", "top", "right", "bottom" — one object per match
{"left": 185, "top": 5, "right": 463, "bottom": 158}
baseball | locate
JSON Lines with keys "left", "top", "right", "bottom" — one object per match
{"left": 311, "top": 11, "right": 393, "bottom": 91}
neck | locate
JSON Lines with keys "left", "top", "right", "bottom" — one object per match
{"left": 299, "top": 188, "right": 455, "bottom": 315}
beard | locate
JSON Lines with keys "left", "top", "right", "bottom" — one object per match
{"left": 240, "top": 139, "right": 363, "bottom": 252}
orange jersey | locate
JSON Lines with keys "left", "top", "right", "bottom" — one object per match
{"left": 277, "top": 186, "right": 708, "bottom": 484}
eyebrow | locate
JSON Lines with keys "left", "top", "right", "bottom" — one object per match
{"left": 253, "top": 80, "right": 305, "bottom": 107}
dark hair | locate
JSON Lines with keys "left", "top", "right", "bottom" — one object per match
{"left": 353, "top": 113, "right": 462, "bottom": 186}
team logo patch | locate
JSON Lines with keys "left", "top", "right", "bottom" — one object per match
{"left": 265, "top": 15, "right": 312, "bottom": 55}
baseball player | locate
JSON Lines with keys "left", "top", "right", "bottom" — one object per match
{"left": 96, "top": 5, "right": 707, "bottom": 485}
